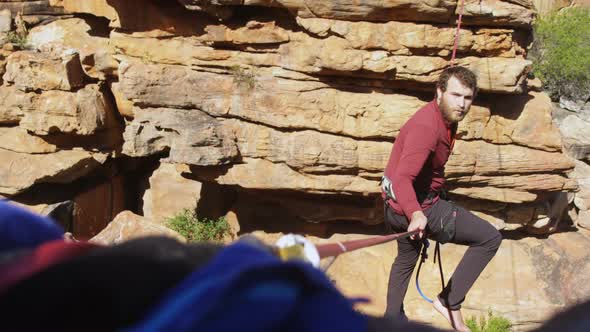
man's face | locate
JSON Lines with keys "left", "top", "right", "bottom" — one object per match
{"left": 436, "top": 76, "right": 475, "bottom": 124}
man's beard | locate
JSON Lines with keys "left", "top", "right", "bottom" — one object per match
{"left": 439, "top": 96, "right": 466, "bottom": 124}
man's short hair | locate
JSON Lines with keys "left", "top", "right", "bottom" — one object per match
{"left": 436, "top": 66, "right": 478, "bottom": 94}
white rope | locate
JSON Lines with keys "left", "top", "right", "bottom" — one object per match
{"left": 336, "top": 241, "right": 347, "bottom": 253}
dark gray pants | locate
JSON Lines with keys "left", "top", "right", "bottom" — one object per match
{"left": 383, "top": 199, "right": 502, "bottom": 320}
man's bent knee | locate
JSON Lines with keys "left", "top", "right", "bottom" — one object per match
{"left": 487, "top": 231, "right": 502, "bottom": 252}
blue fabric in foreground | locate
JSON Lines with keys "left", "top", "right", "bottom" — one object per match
{"left": 0, "top": 200, "right": 64, "bottom": 253}
{"left": 125, "top": 240, "right": 367, "bottom": 332}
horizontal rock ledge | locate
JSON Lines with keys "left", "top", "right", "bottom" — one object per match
{"left": 0, "top": 148, "right": 106, "bottom": 195}
{"left": 177, "top": 0, "right": 534, "bottom": 27}
{"left": 0, "top": 84, "right": 118, "bottom": 135}
{"left": 123, "top": 106, "right": 573, "bottom": 176}
{"left": 118, "top": 62, "right": 544, "bottom": 147}
{"left": 112, "top": 32, "right": 531, "bottom": 93}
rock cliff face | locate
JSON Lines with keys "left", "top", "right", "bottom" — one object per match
{"left": 1, "top": 0, "right": 589, "bottom": 328}
{"left": 30, "top": 0, "right": 577, "bottom": 232}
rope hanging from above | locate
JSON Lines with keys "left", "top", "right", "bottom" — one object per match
{"left": 450, "top": 0, "right": 466, "bottom": 66}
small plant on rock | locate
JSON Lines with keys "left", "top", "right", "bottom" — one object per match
{"left": 466, "top": 310, "right": 512, "bottom": 332}
{"left": 6, "top": 31, "right": 28, "bottom": 49}
{"left": 5, "top": 11, "right": 29, "bottom": 50}
{"left": 166, "top": 209, "right": 229, "bottom": 242}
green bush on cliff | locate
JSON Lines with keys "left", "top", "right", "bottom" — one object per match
{"left": 466, "top": 310, "right": 512, "bottom": 332}
{"left": 166, "top": 209, "right": 229, "bottom": 242}
{"left": 530, "top": 7, "right": 590, "bottom": 101}
{"left": 5, "top": 31, "right": 28, "bottom": 50}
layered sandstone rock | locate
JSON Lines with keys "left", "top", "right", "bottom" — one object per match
{"left": 0, "top": 0, "right": 64, "bottom": 16}
{"left": 571, "top": 159, "right": 590, "bottom": 230}
{"left": 3, "top": 48, "right": 85, "bottom": 91}
{"left": 90, "top": 210, "right": 187, "bottom": 245}
{"left": 118, "top": 60, "right": 574, "bottom": 210}
{"left": 122, "top": 107, "right": 239, "bottom": 165}
{"left": 0, "top": 148, "right": 106, "bottom": 195}
{"left": 0, "top": 126, "right": 57, "bottom": 153}
{"left": 27, "top": 18, "right": 118, "bottom": 79}
{"left": 0, "top": 30, "right": 120, "bottom": 196}
{"left": 0, "top": 0, "right": 579, "bottom": 232}
{"left": 112, "top": 31, "right": 531, "bottom": 93}
{"left": 142, "top": 163, "right": 203, "bottom": 224}
{"left": 179, "top": 0, "right": 535, "bottom": 27}
{"left": 0, "top": 83, "right": 116, "bottom": 135}
{"left": 1, "top": 0, "right": 589, "bottom": 329}
{"left": 295, "top": 17, "right": 523, "bottom": 57}
{"left": 560, "top": 115, "right": 590, "bottom": 161}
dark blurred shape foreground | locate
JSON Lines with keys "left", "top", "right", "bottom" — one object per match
{"left": 1, "top": 201, "right": 588, "bottom": 331}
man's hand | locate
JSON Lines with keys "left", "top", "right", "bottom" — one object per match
{"left": 408, "top": 211, "right": 427, "bottom": 240}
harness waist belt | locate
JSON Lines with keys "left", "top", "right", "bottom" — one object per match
{"left": 381, "top": 175, "right": 438, "bottom": 204}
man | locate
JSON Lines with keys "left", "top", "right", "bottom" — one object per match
{"left": 381, "top": 66, "right": 502, "bottom": 331}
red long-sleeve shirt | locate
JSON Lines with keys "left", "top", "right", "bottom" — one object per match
{"left": 383, "top": 100, "right": 456, "bottom": 219}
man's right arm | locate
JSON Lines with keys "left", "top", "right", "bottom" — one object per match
{"left": 390, "top": 125, "right": 437, "bottom": 237}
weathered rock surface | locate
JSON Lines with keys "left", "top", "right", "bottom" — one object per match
{"left": 142, "top": 163, "right": 203, "bottom": 224}
{"left": 446, "top": 140, "right": 573, "bottom": 176}
{"left": 0, "top": 148, "right": 105, "bottom": 195}
{"left": 117, "top": 61, "right": 424, "bottom": 138}
{"left": 0, "top": 127, "right": 57, "bottom": 153}
{"left": 0, "top": 85, "right": 34, "bottom": 124}
{"left": 121, "top": 81, "right": 574, "bottom": 202}
{"left": 480, "top": 91, "right": 563, "bottom": 152}
{"left": 579, "top": 209, "right": 590, "bottom": 230}
{"left": 0, "top": 9, "right": 11, "bottom": 32}
{"left": 122, "top": 107, "right": 239, "bottom": 165}
{"left": 30, "top": 84, "right": 115, "bottom": 135}
{"left": 180, "top": 0, "right": 534, "bottom": 27}
{"left": 571, "top": 160, "right": 590, "bottom": 215}
{"left": 193, "top": 138, "right": 574, "bottom": 198}
{"left": 113, "top": 33, "right": 531, "bottom": 93}
{"left": 296, "top": 17, "right": 523, "bottom": 57}
{"left": 90, "top": 210, "right": 186, "bottom": 245}
{"left": 460, "top": 0, "right": 536, "bottom": 27}
{"left": 3, "top": 49, "right": 85, "bottom": 91}
{"left": 0, "top": 0, "right": 578, "bottom": 234}
{"left": 559, "top": 115, "right": 590, "bottom": 161}
{"left": 118, "top": 62, "right": 548, "bottom": 145}
{"left": 0, "top": 0, "right": 64, "bottom": 16}
{"left": 27, "top": 18, "right": 118, "bottom": 79}
{"left": 1, "top": 1, "right": 589, "bottom": 326}
{"left": 53, "top": 0, "right": 207, "bottom": 32}
{"left": 224, "top": 118, "right": 388, "bottom": 174}
{"left": 0, "top": 83, "right": 117, "bottom": 135}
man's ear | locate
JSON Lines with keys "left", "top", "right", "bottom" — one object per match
{"left": 436, "top": 87, "right": 442, "bottom": 104}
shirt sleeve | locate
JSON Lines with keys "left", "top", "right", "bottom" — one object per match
{"left": 390, "top": 124, "right": 437, "bottom": 220}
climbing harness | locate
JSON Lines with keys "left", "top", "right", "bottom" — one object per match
{"left": 380, "top": 175, "right": 397, "bottom": 202}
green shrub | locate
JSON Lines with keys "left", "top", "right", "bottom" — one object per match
{"left": 6, "top": 31, "right": 28, "bottom": 50}
{"left": 530, "top": 7, "right": 590, "bottom": 101}
{"left": 466, "top": 310, "right": 512, "bottom": 332}
{"left": 166, "top": 209, "right": 229, "bottom": 242}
